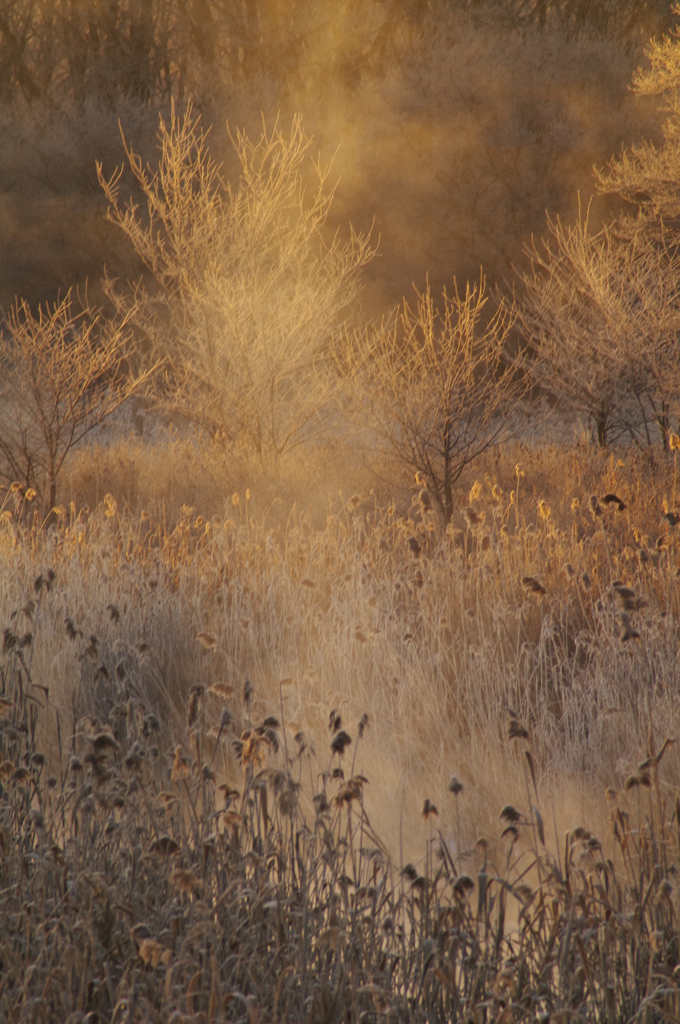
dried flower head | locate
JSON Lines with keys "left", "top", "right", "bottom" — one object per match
{"left": 240, "top": 731, "right": 269, "bottom": 771}
{"left": 462, "top": 506, "right": 482, "bottom": 528}
{"left": 149, "top": 835, "right": 180, "bottom": 858}
{"left": 618, "top": 612, "right": 641, "bottom": 643}
{"left": 171, "top": 746, "right": 192, "bottom": 782}
{"left": 469, "top": 480, "right": 483, "bottom": 503}
{"left": 138, "top": 939, "right": 171, "bottom": 967}
{"left": 208, "top": 682, "right": 234, "bottom": 701}
{"left": 418, "top": 489, "right": 432, "bottom": 511}
{"left": 330, "top": 730, "right": 352, "bottom": 757}
{"left": 87, "top": 729, "right": 121, "bottom": 755}
{"left": 453, "top": 875, "right": 474, "bottom": 897}
{"left": 508, "top": 718, "right": 529, "bottom": 740}
{"left": 588, "top": 495, "right": 602, "bottom": 518}
{"left": 187, "top": 686, "right": 203, "bottom": 728}
{"left": 421, "top": 798, "right": 438, "bottom": 819}
{"left": 170, "top": 867, "right": 202, "bottom": 893}
{"left": 521, "top": 576, "right": 546, "bottom": 597}
{"left": 601, "top": 493, "right": 626, "bottom": 511}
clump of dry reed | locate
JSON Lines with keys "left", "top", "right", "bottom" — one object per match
{"left": 1, "top": 579, "right": 680, "bottom": 1022}
{"left": 3, "top": 445, "right": 680, "bottom": 847}
{"left": 1, "top": 444, "right": 680, "bottom": 819}
{"left": 2, "top": 443, "right": 680, "bottom": 1010}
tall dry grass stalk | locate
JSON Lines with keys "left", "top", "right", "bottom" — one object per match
{"left": 2, "top": 459, "right": 680, "bottom": 1018}
{"left": 3, "top": 438, "right": 680, "bottom": 852}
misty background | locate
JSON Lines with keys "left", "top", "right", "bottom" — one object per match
{"left": 0, "top": 0, "right": 674, "bottom": 316}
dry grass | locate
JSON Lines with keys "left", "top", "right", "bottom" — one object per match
{"left": 1, "top": 439, "right": 680, "bottom": 1018}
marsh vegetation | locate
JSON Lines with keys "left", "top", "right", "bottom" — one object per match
{"left": 3, "top": 2, "right": 680, "bottom": 1021}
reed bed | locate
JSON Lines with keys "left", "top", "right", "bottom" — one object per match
{"left": 1, "top": 445, "right": 680, "bottom": 1019}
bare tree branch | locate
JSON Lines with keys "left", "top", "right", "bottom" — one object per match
{"left": 518, "top": 208, "right": 680, "bottom": 448}
{"left": 99, "top": 104, "right": 375, "bottom": 459}
{"left": 341, "top": 276, "right": 525, "bottom": 519}
{"left": 0, "top": 291, "right": 155, "bottom": 509}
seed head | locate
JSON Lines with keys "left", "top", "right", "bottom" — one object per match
{"left": 448, "top": 775, "right": 463, "bottom": 795}
{"left": 331, "top": 730, "right": 352, "bottom": 757}
{"left": 149, "top": 835, "right": 180, "bottom": 858}
{"left": 462, "top": 507, "right": 481, "bottom": 528}
{"left": 588, "top": 495, "right": 602, "bottom": 518}
{"left": 421, "top": 798, "right": 438, "bottom": 819}
{"left": 521, "top": 576, "right": 545, "bottom": 596}
{"left": 601, "top": 493, "right": 626, "bottom": 511}
{"left": 618, "top": 612, "right": 641, "bottom": 643}
{"left": 209, "top": 682, "right": 234, "bottom": 700}
{"left": 329, "top": 710, "right": 342, "bottom": 733}
{"left": 453, "top": 875, "right": 474, "bottom": 897}
{"left": 508, "top": 718, "right": 529, "bottom": 740}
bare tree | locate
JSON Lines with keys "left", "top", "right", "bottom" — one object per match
{"left": 596, "top": 8, "right": 680, "bottom": 233}
{"left": 99, "top": 104, "right": 375, "bottom": 459}
{"left": 518, "top": 209, "right": 680, "bottom": 448}
{"left": 513, "top": 8, "right": 680, "bottom": 450}
{"left": 342, "top": 276, "right": 523, "bottom": 519}
{"left": 0, "top": 292, "right": 151, "bottom": 509}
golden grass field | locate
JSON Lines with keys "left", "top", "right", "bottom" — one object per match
{"left": 2, "top": 436, "right": 680, "bottom": 1020}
